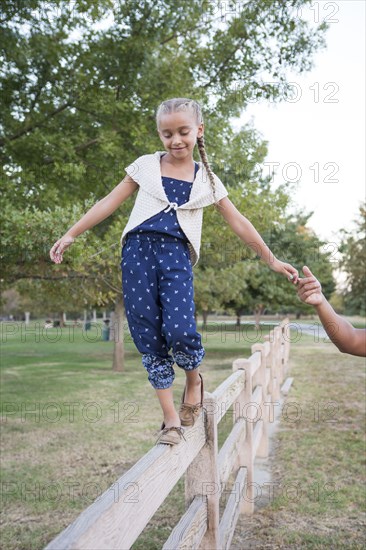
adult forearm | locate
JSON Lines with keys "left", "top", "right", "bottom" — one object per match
{"left": 315, "top": 295, "right": 357, "bottom": 351}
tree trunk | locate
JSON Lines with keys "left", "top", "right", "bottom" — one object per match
{"left": 235, "top": 313, "right": 241, "bottom": 327}
{"left": 254, "top": 308, "right": 261, "bottom": 330}
{"left": 59, "top": 312, "right": 65, "bottom": 328}
{"left": 202, "top": 310, "right": 208, "bottom": 331}
{"left": 110, "top": 311, "right": 115, "bottom": 340}
{"left": 93, "top": 309, "right": 97, "bottom": 322}
{"left": 112, "top": 294, "right": 125, "bottom": 372}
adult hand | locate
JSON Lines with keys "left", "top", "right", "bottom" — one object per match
{"left": 270, "top": 259, "right": 299, "bottom": 284}
{"left": 50, "top": 235, "right": 75, "bottom": 264}
{"left": 297, "top": 266, "right": 323, "bottom": 306}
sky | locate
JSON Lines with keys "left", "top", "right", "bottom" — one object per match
{"left": 232, "top": 0, "right": 365, "bottom": 253}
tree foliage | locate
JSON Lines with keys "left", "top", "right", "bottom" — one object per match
{"left": 261, "top": 212, "right": 336, "bottom": 315}
{"left": 1, "top": 0, "right": 328, "bottom": 206}
{"left": 1, "top": 0, "right": 331, "bottom": 329}
{"left": 339, "top": 203, "right": 366, "bottom": 316}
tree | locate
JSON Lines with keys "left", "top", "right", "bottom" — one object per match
{"left": 0, "top": 198, "right": 128, "bottom": 370}
{"left": 1, "top": 0, "right": 330, "bottom": 367}
{"left": 1, "top": 0, "right": 329, "bottom": 207}
{"left": 194, "top": 265, "right": 244, "bottom": 328}
{"left": 261, "top": 212, "right": 336, "bottom": 318}
{"left": 339, "top": 203, "right": 366, "bottom": 316}
{"left": 198, "top": 209, "right": 337, "bottom": 327}
{"left": 0, "top": 288, "right": 21, "bottom": 318}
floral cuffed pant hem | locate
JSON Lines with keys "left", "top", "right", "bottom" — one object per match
{"left": 142, "top": 347, "right": 205, "bottom": 389}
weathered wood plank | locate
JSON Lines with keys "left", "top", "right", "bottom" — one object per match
{"left": 211, "top": 369, "right": 245, "bottom": 424}
{"left": 263, "top": 340, "right": 271, "bottom": 357}
{"left": 251, "top": 385, "right": 262, "bottom": 410}
{"left": 45, "top": 421, "right": 206, "bottom": 550}
{"left": 219, "top": 467, "right": 247, "bottom": 550}
{"left": 265, "top": 366, "right": 270, "bottom": 390}
{"left": 232, "top": 358, "right": 254, "bottom": 515}
{"left": 217, "top": 417, "right": 246, "bottom": 486}
{"left": 249, "top": 350, "right": 262, "bottom": 377}
{"left": 281, "top": 377, "right": 294, "bottom": 395}
{"left": 252, "top": 419, "right": 264, "bottom": 459}
{"left": 185, "top": 394, "right": 220, "bottom": 550}
{"left": 162, "top": 494, "right": 207, "bottom": 550}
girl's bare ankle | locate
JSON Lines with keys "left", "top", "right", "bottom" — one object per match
{"left": 186, "top": 374, "right": 201, "bottom": 387}
{"left": 163, "top": 413, "right": 181, "bottom": 428}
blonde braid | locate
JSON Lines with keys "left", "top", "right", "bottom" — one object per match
{"left": 156, "top": 97, "right": 223, "bottom": 209}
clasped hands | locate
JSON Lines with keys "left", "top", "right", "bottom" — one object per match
{"left": 270, "top": 259, "right": 323, "bottom": 305}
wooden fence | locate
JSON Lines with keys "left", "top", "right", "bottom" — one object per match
{"left": 45, "top": 318, "right": 293, "bottom": 550}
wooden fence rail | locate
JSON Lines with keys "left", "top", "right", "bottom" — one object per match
{"left": 45, "top": 318, "right": 292, "bottom": 550}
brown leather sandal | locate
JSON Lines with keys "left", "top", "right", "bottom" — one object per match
{"left": 179, "top": 372, "right": 204, "bottom": 427}
{"left": 155, "top": 421, "right": 187, "bottom": 445}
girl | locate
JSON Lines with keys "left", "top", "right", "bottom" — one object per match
{"left": 50, "top": 98, "right": 298, "bottom": 446}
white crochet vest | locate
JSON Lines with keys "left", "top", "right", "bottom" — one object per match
{"left": 120, "top": 151, "right": 229, "bottom": 266}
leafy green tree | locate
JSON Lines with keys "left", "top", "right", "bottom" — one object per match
{"left": 0, "top": 288, "right": 21, "bottom": 318}
{"left": 339, "top": 203, "right": 366, "bottom": 316}
{"left": 1, "top": 0, "right": 329, "bottom": 207}
{"left": 262, "top": 212, "right": 336, "bottom": 318}
{"left": 0, "top": 198, "right": 128, "bottom": 370}
{"left": 194, "top": 265, "right": 244, "bottom": 328}
{"left": 197, "top": 210, "right": 336, "bottom": 327}
{"left": 1, "top": 0, "right": 330, "bottom": 367}
{"left": 329, "top": 292, "right": 345, "bottom": 315}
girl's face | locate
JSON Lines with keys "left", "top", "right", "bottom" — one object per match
{"left": 157, "top": 111, "right": 204, "bottom": 160}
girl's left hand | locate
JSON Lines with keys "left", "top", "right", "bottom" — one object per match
{"left": 270, "top": 259, "right": 299, "bottom": 284}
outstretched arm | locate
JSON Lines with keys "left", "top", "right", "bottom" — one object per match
{"left": 297, "top": 266, "right": 366, "bottom": 357}
{"left": 217, "top": 197, "right": 298, "bottom": 284}
{"left": 50, "top": 175, "right": 138, "bottom": 263}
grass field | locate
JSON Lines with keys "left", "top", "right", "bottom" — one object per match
{"left": 0, "top": 318, "right": 365, "bottom": 549}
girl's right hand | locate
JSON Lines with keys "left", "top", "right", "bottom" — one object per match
{"left": 50, "top": 235, "right": 75, "bottom": 264}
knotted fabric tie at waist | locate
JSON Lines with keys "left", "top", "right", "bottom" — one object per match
{"left": 164, "top": 202, "right": 179, "bottom": 213}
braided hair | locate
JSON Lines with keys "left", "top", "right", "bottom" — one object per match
{"left": 156, "top": 98, "right": 222, "bottom": 208}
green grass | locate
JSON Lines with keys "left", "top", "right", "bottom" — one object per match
{"left": 1, "top": 320, "right": 365, "bottom": 549}
{"left": 0, "top": 319, "right": 258, "bottom": 549}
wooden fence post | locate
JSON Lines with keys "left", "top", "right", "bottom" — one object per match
{"left": 185, "top": 394, "right": 220, "bottom": 550}
{"left": 251, "top": 343, "right": 269, "bottom": 459}
{"left": 276, "top": 326, "right": 286, "bottom": 387}
{"left": 270, "top": 327, "right": 281, "bottom": 400}
{"left": 281, "top": 318, "right": 291, "bottom": 378}
{"left": 263, "top": 334, "right": 275, "bottom": 398}
{"left": 232, "top": 359, "right": 246, "bottom": 469}
{"left": 232, "top": 358, "right": 255, "bottom": 515}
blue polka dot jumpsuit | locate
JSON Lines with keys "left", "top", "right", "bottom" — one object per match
{"left": 120, "top": 159, "right": 205, "bottom": 390}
